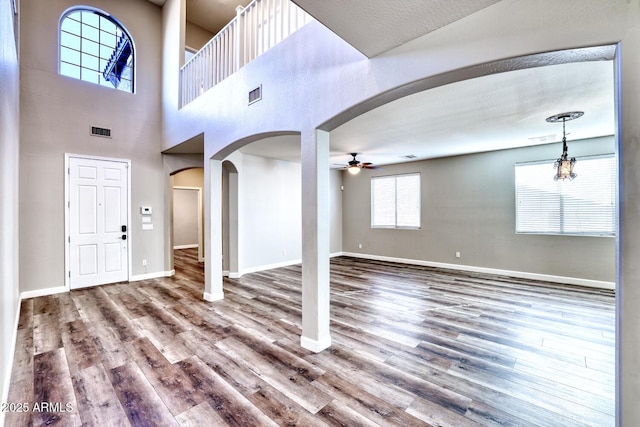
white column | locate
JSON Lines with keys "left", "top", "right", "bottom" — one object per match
{"left": 300, "top": 129, "right": 331, "bottom": 352}
{"left": 204, "top": 157, "right": 224, "bottom": 301}
{"left": 618, "top": 35, "right": 640, "bottom": 426}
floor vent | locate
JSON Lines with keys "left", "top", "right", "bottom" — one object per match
{"left": 248, "top": 85, "right": 262, "bottom": 105}
{"left": 91, "top": 126, "right": 112, "bottom": 138}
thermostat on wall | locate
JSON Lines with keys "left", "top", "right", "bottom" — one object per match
{"left": 140, "top": 206, "right": 152, "bottom": 215}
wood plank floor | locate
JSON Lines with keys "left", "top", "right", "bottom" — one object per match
{"left": 6, "top": 249, "right": 615, "bottom": 426}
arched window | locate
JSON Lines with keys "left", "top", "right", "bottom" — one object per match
{"left": 59, "top": 7, "right": 134, "bottom": 92}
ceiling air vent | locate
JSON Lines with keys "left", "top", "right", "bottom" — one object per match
{"left": 91, "top": 126, "right": 111, "bottom": 138}
{"left": 248, "top": 85, "right": 262, "bottom": 105}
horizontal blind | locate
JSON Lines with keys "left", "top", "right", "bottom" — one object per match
{"left": 515, "top": 155, "right": 616, "bottom": 235}
{"left": 371, "top": 173, "right": 420, "bottom": 228}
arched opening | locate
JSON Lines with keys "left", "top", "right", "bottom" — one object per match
{"left": 213, "top": 132, "right": 304, "bottom": 280}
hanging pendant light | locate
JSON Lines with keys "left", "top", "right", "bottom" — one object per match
{"left": 546, "top": 111, "right": 583, "bottom": 181}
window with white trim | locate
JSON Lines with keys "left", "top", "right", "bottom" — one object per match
{"left": 515, "top": 155, "right": 616, "bottom": 236}
{"left": 371, "top": 173, "right": 421, "bottom": 229}
{"left": 59, "top": 8, "right": 134, "bottom": 92}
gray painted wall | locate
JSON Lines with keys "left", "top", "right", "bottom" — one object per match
{"left": 19, "top": 0, "right": 166, "bottom": 292}
{"left": 342, "top": 137, "right": 616, "bottom": 283}
{"left": 0, "top": 0, "right": 20, "bottom": 416}
{"left": 173, "top": 188, "right": 200, "bottom": 247}
{"left": 240, "top": 154, "right": 302, "bottom": 270}
{"left": 329, "top": 169, "right": 343, "bottom": 254}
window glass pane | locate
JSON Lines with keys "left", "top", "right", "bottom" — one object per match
{"left": 60, "top": 32, "right": 81, "bottom": 50}
{"left": 60, "top": 62, "right": 80, "bottom": 79}
{"left": 82, "top": 39, "right": 99, "bottom": 57}
{"left": 99, "top": 78, "right": 113, "bottom": 88}
{"left": 82, "top": 23, "right": 99, "bottom": 42}
{"left": 100, "top": 31, "right": 117, "bottom": 49}
{"left": 372, "top": 177, "right": 395, "bottom": 227}
{"left": 372, "top": 173, "right": 421, "bottom": 229}
{"left": 81, "top": 67, "right": 99, "bottom": 83}
{"left": 60, "top": 47, "right": 80, "bottom": 66}
{"left": 61, "top": 16, "right": 80, "bottom": 34}
{"left": 396, "top": 174, "right": 421, "bottom": 227}
{"left": 66, "top": 11, "right": 82, "bottom": 24}
{"left": 81, "top": 11, "right": 100, "bottom": 29}
{"left": 101, "top": 19, "right": 117, "bottom": 35}
{"left": 515, "top": 155, "right": 615, "bottom": 235}
{"left": 98, "top": 45, "right": 112, "bottom": 60}
{"left": 81, "top": 53, "right": 99, "bottom": 71}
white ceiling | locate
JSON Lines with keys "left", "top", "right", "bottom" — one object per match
{"left": 240, "top": 59, "right": 614, "bottom": 169}
{"left": 291, "top": 0, "right": 501, "bottom": 57}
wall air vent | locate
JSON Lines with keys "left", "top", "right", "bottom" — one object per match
{"left": 91, "top": 126, "right": 112, "bottom": 138}
{"left": 248, "top": 85, "right": 262, "bottom": 105}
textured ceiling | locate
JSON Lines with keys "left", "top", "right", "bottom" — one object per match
{"left": 145, "top": 0, "right": 251, "bottom": 34}
{"left": 291, "top": 0, "right": 501, "bottom": 57}
{"left": 239, "top": 59, "right": 615, "bottom": 169}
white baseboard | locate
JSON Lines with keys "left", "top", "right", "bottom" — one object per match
{"left": 130, "top": 270, "right": 175, "bottom": 282}
{"left": 173, "top": 244, "right": 198, "bottom": 250}
{"left": 20, "top": 285, "right": 68, "bottom": 300}
{"left": 232, "top": 259, "right": 302, "bottom": 278}
{"left": 18, "top": 270, "right": 175, "bottom": 300}
{"left": 301, "top": 334, "right": 332, "bottom": 353}
{"left": 203, "top": 291, "right": 224, "bottom": 302}
{"left": 341, "top": 252, "right": 615, "bottom": 290}
{"left": 228, "top": 254, "right": 342, "bottom": 279}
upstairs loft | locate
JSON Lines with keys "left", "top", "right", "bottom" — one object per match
{"left": 180, "top": 0, "right": 312, "bottom": 107}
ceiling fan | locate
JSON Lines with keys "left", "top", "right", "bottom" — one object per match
{"left": 340, "top": 153, "right": 379, "bottom": 175}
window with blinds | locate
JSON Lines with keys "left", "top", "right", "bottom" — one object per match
{"left": 515, "top": 154, "right": 616, "bottom": 236}
{"left": 371, "top": 173, "right": 421, "bottom": 229}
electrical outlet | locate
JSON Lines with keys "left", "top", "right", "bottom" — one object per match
{"left": 142, "top": 259, "right": 147, "bottom": 266}
{"left": 455, "top": 252, "right": 461, "bottom": 258}
{"left": 358, "top": 243, "right": 362, "bottom": 249}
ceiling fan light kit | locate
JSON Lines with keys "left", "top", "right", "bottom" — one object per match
{"left": 344, "top": 152, "right": 379, "bottom": 175}
{"left": 547, "top": 111, "right": 583, "bottom": 181}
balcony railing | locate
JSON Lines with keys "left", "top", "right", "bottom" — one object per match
{"left": 180, "top": 0, "right": 312, "bottom": 107}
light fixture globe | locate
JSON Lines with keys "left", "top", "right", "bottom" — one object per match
{"left": 347, "top": 165, "right": 361, "bottom": 175}
{"left": 546, "top": 111, "right": 583, "bottom": 181}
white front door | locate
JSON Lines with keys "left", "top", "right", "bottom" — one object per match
{"left": 67, "top": 156, "right": 129, "bottom": 289}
